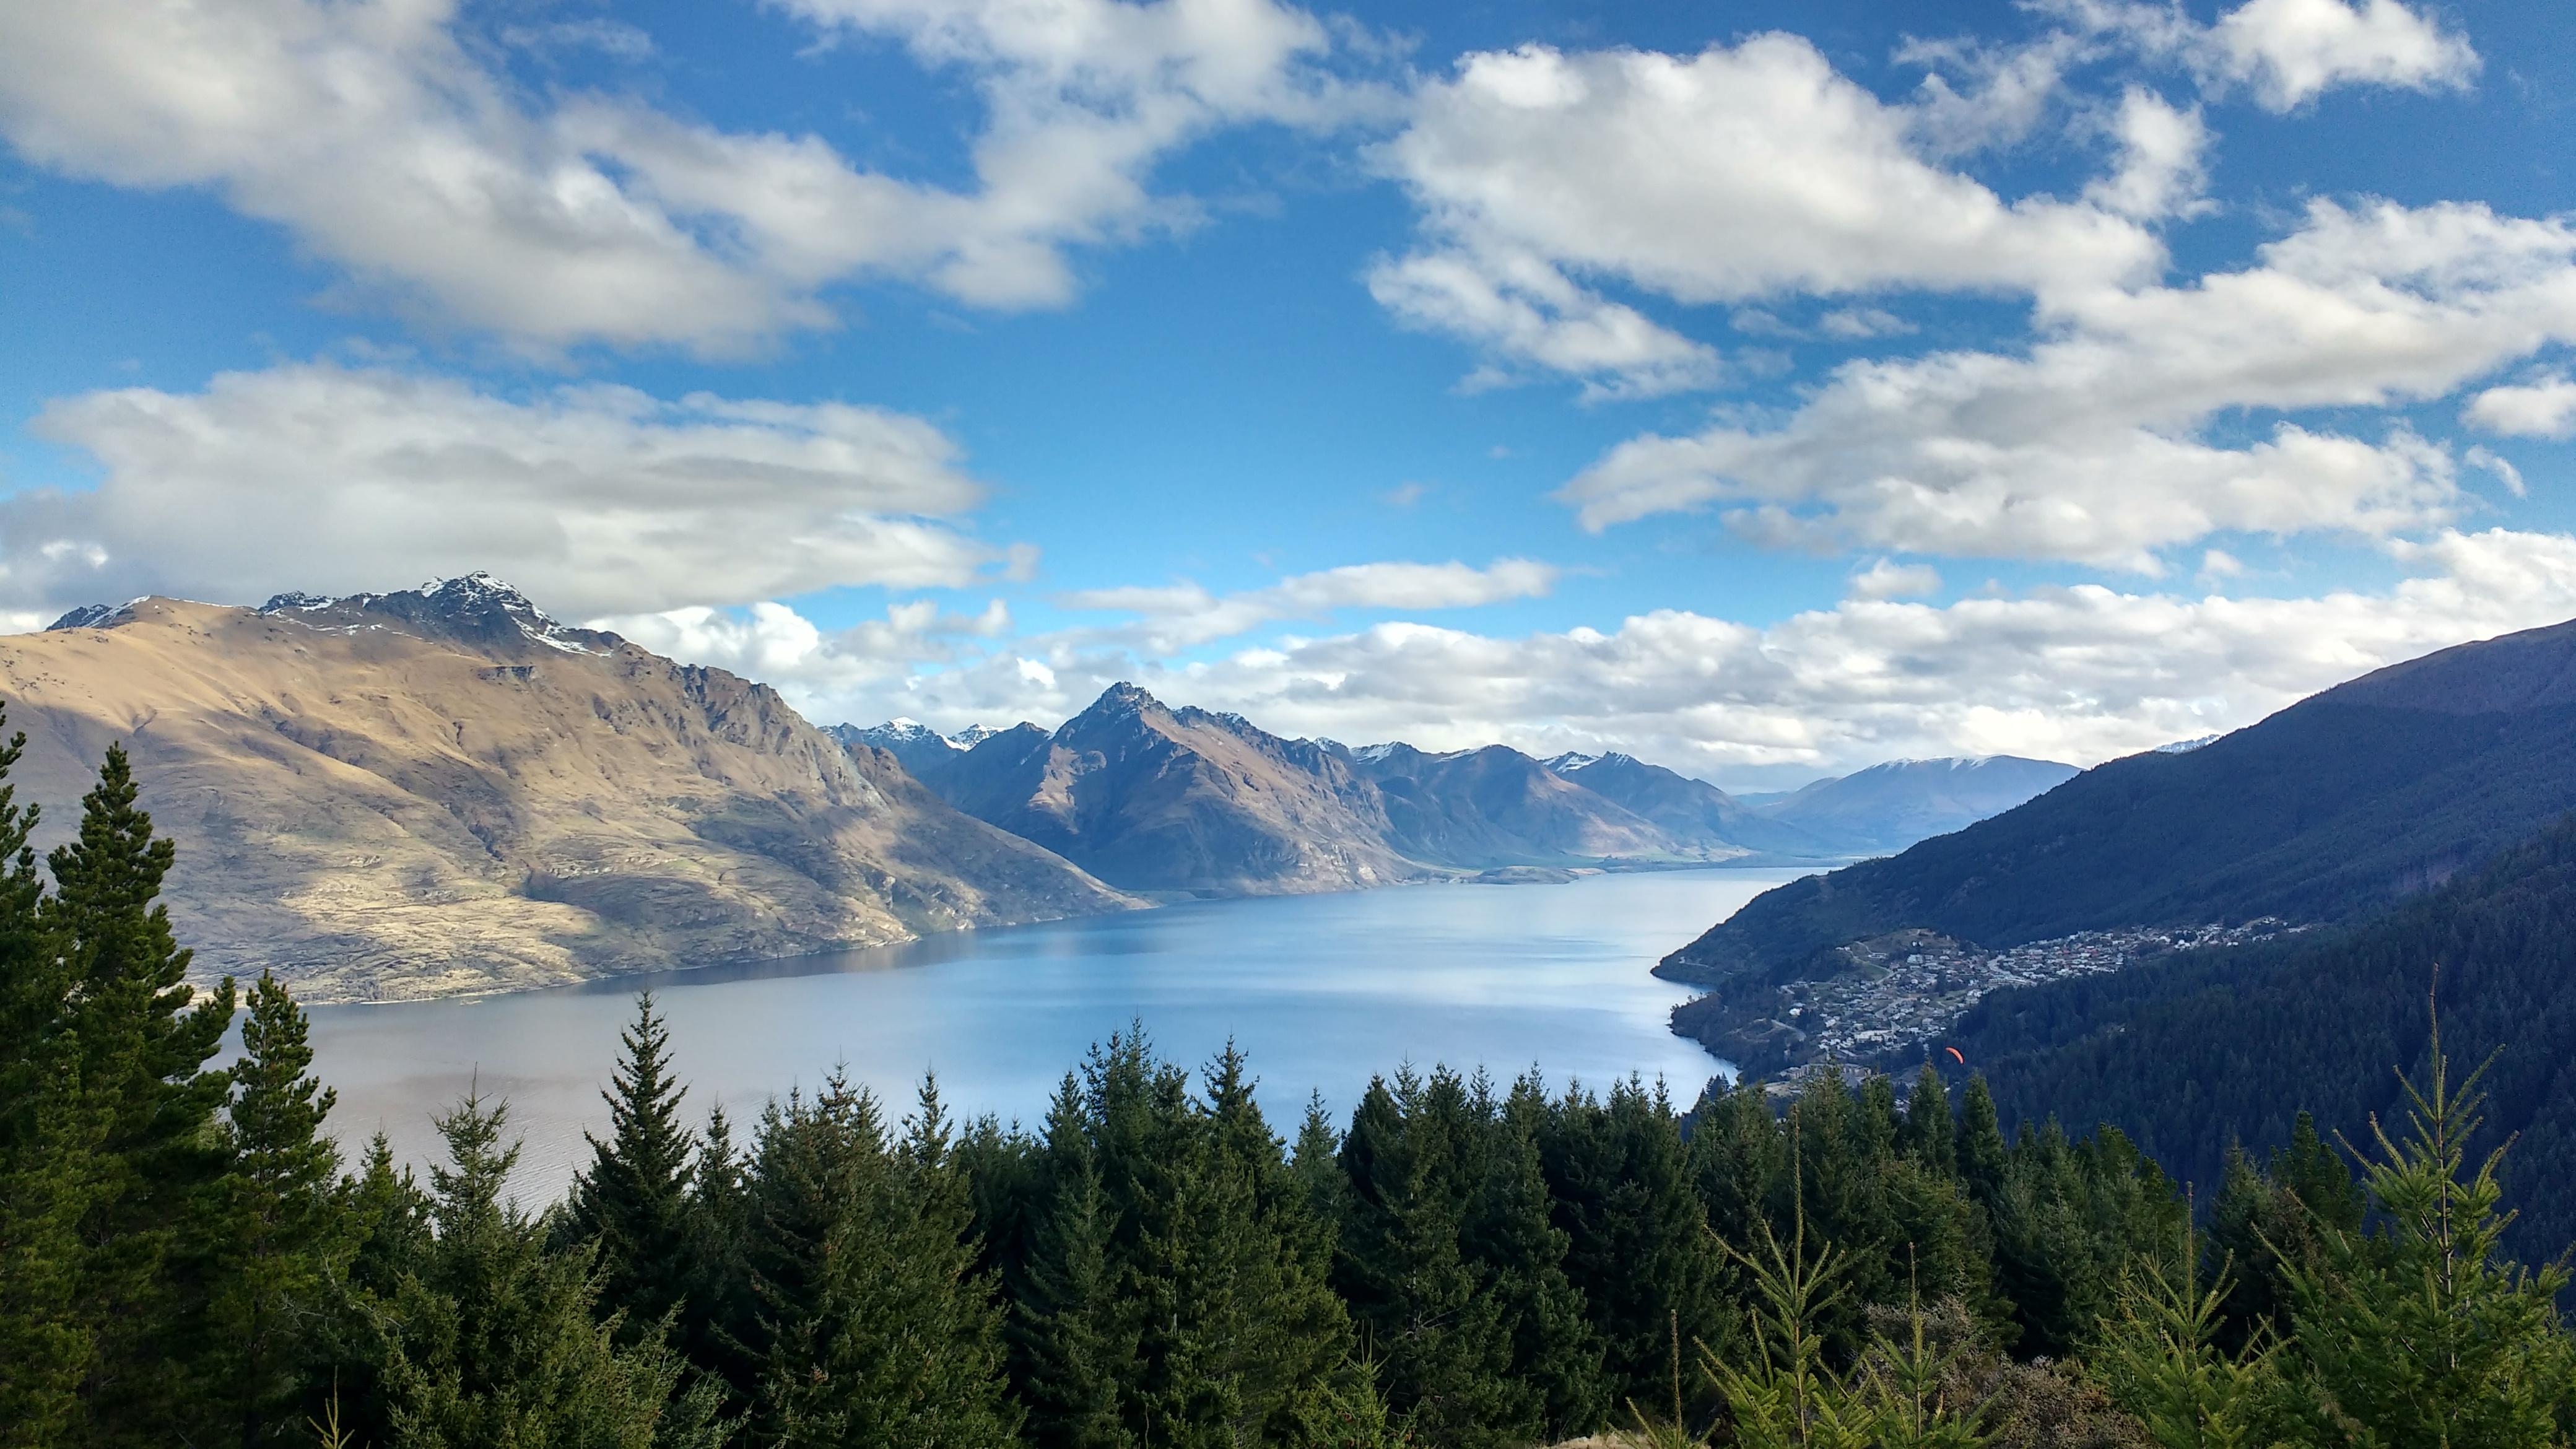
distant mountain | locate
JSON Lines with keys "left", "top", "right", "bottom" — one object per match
{"left": 1746, "top": 755, "right": 2080, "bottom": 856}
{"left": 833, "top": 718, "right": 970, "bottom": 788}
{"left": 1658, "top": 617, "right": 2576, "bottom": 1002}
{"left": 923, "top": 685, "right": 1419, "bottom": 897}
{"left": 860, "top": 685, "right": 1848, "bottom": 897}
{"left": 1543, "top": 752, "right": 1832, "bottom": 857}
{"left": 13, "top": 576, "right": 1136, "bottom": 1001}
{"left": 1348, "top": 743, "right": 1674, "bottom": 867}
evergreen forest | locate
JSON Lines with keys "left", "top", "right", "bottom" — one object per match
{"left": 9, "top": 725, "right": 2576, "bottom": 1447}
{"left": 1949, "top": 811, "right": 2576, "bottom": 1268}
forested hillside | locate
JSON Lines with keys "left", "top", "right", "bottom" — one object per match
{"left": 1661, "top": 617, "right": 2576, "bottom": 987}
{"left": 1939, "top": 812, "right": 2576, "bottom": 1268}
{"left": 9, "top": 729, "right": 2576, "bottom": 1447}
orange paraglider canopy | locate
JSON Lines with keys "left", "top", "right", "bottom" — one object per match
{"left": 1944, "top": 1046, "right": 1965, "bottom": 1065}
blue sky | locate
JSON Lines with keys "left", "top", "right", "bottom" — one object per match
{"left": 2, "top": 0, "right": 2573, "bottom": 787}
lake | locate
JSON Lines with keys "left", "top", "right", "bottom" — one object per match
{"left": 303, "top": 867, "right": 1809, "bottom": 1204}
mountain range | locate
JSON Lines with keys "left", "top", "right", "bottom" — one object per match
{"left": 844, "top": 699, "right": 2073, "bottom": 897}
{"left": 19, "top": 570, "right": 2076, "bottom": 1001}
{"left": 11, "top": 577, "right": 1136, "bottom": 1001}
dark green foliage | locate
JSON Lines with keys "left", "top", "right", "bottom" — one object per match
{"left": 328, "top": 1131, "right": 435, "bottom": 1442}
{"left": 2204, "top": 1114, "right": 2361, "bottom": 1350}
{"left": 1956, "top": 811, "right": 2576, "bottom": 1265}
{"left": 1001, "top": 1031, "right": 1362, "bottom": 1449}
{"left": 2278, "top": 1022, "right": 2576, "bottom": 1447}
{"left": 1983, "top": 1120, "right": 2183, "bottom": 1359}
{"left": 679, "top": 1104, "right": 758, "bottom": 1404}
{"left": 1334, "top": 1070, "right": 1517, "bottom": 1442}
{"left": 1536, "top": 1077, "right": 1724, "bottom": 1411}
{"left": 207, "top": 972, "right": 363, "bottom": 1445}
{"left": 0, "top": 718, "right": 86, "bottom": 1448}
{"left": 564, "top": 993, "right": 700, "bottom": 1345}
{"left": 55, "top": 744, "right": 241, "bottom": 1442}
{"left": 374, "top": 1092, "right": 724, "bottom": 1449}
{"left": 758, "top": 1079, "right": 1019, "bottom": 1449}
{"left": 1329, "top": 1068, "right": 1608, "bottom": 1447}
{"left": 1474, "top": 1078, "right": 1608, "bottom": 1439}
{"left": 1953, "top": 1076, "right": 2009, "bottom": 1212}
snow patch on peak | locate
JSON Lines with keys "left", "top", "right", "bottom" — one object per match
{"left": 1544, "top": 752, "right": 1602, "bottom": 775}
{"left": 852, "top": 718, "right": 972, "bottom": 751}
{"left": 422, "top": 571, "right": 552, "bottom": 620}
{"left": 2155, "top": 734, "right": 2220, "bottom": 754}
{"left": 951, "top": 724, "right": 1001, "bottom": 748}
{"left": 46, "top": 603, "right": 133, "bottom": 632}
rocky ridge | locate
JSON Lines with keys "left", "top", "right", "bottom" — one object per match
{"left": 14, "top": 577, "right": 1138, "bottom": 1001}
{"left": 858, "top": 685, "right": 1895, "bottom": 897}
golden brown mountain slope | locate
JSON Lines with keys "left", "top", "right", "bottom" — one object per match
{"left": 939, "top": 684, "right": 1426, "bottom": 896}
{"left": 0, "top": 580, "right": 1138, "bottom": 1001}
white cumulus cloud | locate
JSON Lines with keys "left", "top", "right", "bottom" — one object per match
{"left": 0, "top": 0, "right": 1372, "bottom": 350}
{"left": 669, "top": 529, "right": 2576, "bottom": 781}
{"left": 1057, "top": 557, "right": 1561, "bottom": 650}
{"left": 2465, "top": 375, "right": 2576, "bottom": 439}
{"left": 2084, "top": 89, "right": 2212, "bottom": 221}
{"left": 1559, "top": 200, "right": 2576, "bottom": 567}
{"left": 1365, "top": 36, "right": 2165, "bottom": 397}
{"left": 2208, "top": 0, "right": 2479, "bottom": 110}
{"left": 1848, "top": 560, "right": 1944, "bottom": 601}
{"left": 11, "top": 363, "right": 1005, "bottom": 619}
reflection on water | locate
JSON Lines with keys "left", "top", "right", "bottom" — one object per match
{"left": 304, "top": 868, "right": 1803, "bottom": 1204}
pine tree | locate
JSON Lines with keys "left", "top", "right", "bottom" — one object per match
{"left": 679, "top": 1103, "right": 759, "bottom": 1408}
{"left": 0, "top": 711, "right": 88, "bottom": 1448}
{"left": 327, "top": 1133, "right": 434, "bottom": 1446}
{"left": 1901, "top": 1065, "right": 1955, "bottom": 1178}
{"left": 2269, "top": 1111, "right": 2361, "bottom": 1235}
{"left": 1188, "top": 1042, "right": 1362, "bottom": 1444}
{"left": 1687, "top": 1074, "right": 1788, "bottom": 1258}
{"left": 1293, "top": 1090, "right": 1349, "bottom": 1227}
{"left": 1014, "top": 1074, "right": 1141, "bottom": 1449}
{"left": 1016, "top": 1031, "right": 1358, "bottom": 1449}
{"left": 347, "top": 1133, "right": 433, "bottom": 1299}
{"left": 208, "top": 971, "right": 365, "bottom": 1445}
{"left": 1987, "top": 1120, "right": 2182, "bottom": 1359}
{"left": 737, "top": 1071, "right": 888, "bottom": 1430}
{"left": 565, "top": 993, "right": 700, "bottom": 1346}
{"left": 761, "top": 1077, "right": 1020, "bottom": 1449}
{"left": 2279, "top": 1014, "right": 2576, "bottom": 1447}
{"left": 2092, "top": 1222, "right": 2292, "bottom": 1448}
{"left": 1952, "top": 1076, "right": 2008, "bottom": 1211}
{"left": 49, "top": 742, "right": 237, "bottom": 1442}
{"left": 1473, "top": 1076, "right": 1607, "bottom": 1440}
{"left": 1333, "top": 1070, "right": 1517, "bottom": 1446}
{"left": 376, "top": 1090, "right": 724, "bottom": 1449}
{"left": 1539, "top": 1078, "right": 1723, "bottom": 1408}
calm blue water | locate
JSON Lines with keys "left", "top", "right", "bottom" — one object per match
{"left": 303, "top": 868, "right": 1803, "bottom": 1203}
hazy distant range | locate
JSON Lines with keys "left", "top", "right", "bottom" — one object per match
{"left": 14, "top": 573, "right": 2072, "bottom": 1002}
